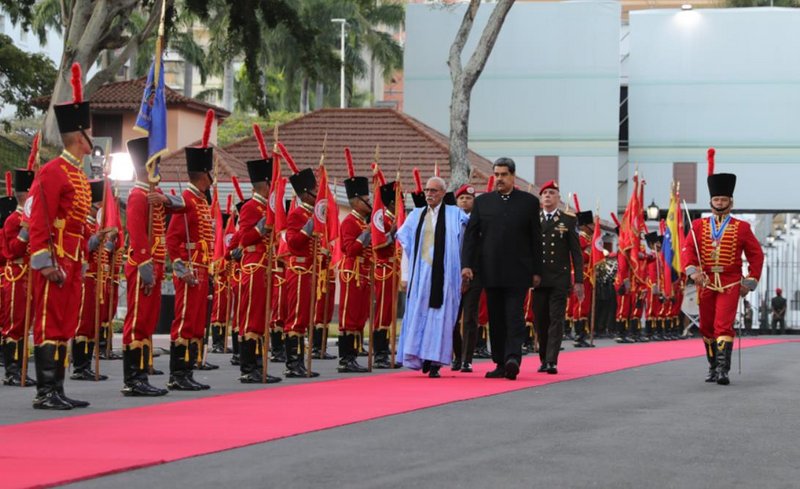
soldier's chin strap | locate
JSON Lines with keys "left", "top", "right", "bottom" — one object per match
{"left": 80, "top": 129, "right": 93, "bottom": 149}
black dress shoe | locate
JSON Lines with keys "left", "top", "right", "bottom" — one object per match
{"left": 485, "top": 365, "right": 506, "bottom": 378}
{"left": 239, "top": 371, "right": 282, "bottom": 384}
{"left": 32, "top": 391, "right": 73, "bottom": 410}
{"left": 546, "top": 363, "right": 558, "bottom": 375}
{"left": 122, "top": 380, "right": 169, "bottom": 397}
{"left": 70, "top": 369, "right": 108, "bottom": 381}
{"left": 197, "top": 361, "right": 219, "bottom": 370}
{"left": 429, "top": 366, "right": 441, "bottom": 378}
{"left": 422, "top": 360, "right": 431, "bottom": 374}
{"left": 149, "top": 368, "right": 164, "bottom": 376}
{"left": 504, "top": 358, "right": 519, "bottom": 380}
{"left": 337, "top": 359, "right": 369, "bottom": 373}
{"left": 230, "top": 354, "right": 241, "bottom": 366}
{"left": 460, "top": 362, "right": 473, "bottom": 373}
{"left": 451, "top": 360, "right": 462, "bottom": 371}
{"left": 537, "top": 364, "right": 548, "bottom": 373}
{"left": 59, "top": 392, "right": 90, "bottom": 408}
{"left": 167, "top": 375, "right": 203, "bottom": 391}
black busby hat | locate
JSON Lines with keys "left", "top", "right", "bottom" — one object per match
{"left": 577, "top": 210, "right": 594, "bottom": 227}
{"left": 443, "top": 191, "right": 456, "bottom": 206}
{"left": 645, "top": 231, "right": 663, "bottom": 245}
{"left": 380, "top": 181, "right": 399, "bottom": 207}
{"left": 89, "top": 180, "right": 104, "bottom": 203}
{"left": 127, "top": 137, "right": 149, "bottom": 171}
{"left": 345, "top": 176, "right": 370, "bottom": 200}
{"left": 14, "top": 169, "right": 35, "bottom": 193}
{"left": 0, "top": 196, "right": 16, "bottom": 228}
{"left": 246, "top": 158, "right": 273, "bottom": 184}
{"left": 411, "top": 191, "right": 426, "bottom": 208}
{"left": 706, "top": 148, "right": 736, "bottom": 198}
{"left": 343, "top": 148, "right": 368, "bottom": 200}
{"left": 185, "top": 110, "right": 215, "bottom": 174}
{"left": 54, "top": 63, "right": 91, "bottom": 134}
{"left": 278, "top": 142, "right": 316, "bottom": 195}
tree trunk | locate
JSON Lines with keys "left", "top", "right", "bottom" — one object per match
{"left": 42, "top": 0, "right": 168, "bottom": 145}
{"left": 183, "top": 61, "right": 194, "bottom": 98}
{"left": 449, "top": 80, "right": 472, "bottom": 190}
{"left": 447, "top": 0, "right": 516, "bottom": 189}
{"left": 300, "top": 76, "right": 310, "bottom": 113}
{"left": 222, "top": 60, "right": 234, "bottom": 111}
{"left": 314, "top": 81, "right": 324, "bottom": 110}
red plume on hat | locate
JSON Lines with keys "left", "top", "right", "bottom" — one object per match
{"left": 231, "top": 175, "right": 244, "bottom": 202}
{"left": 707, "top": 148, "right": 716, "bottom": 176}
{"left": 5, "top": 172, "right": 11, "bottom": 197}
{"left": 610, "top": 212, "right": 621, "bottom": 228}
{"left": 572, "top": 193, "right": 581, "bottom": 212}
{"left": 70, "top": 63, "right": 83, "bottom": 104}
{"left": 27, "top": 133, "right": 39, "bottom": 171}
{"left": 253, "top": 124, "right": 269, "bottom": 159}
{"left": 413, "top": 167, "right": 423, "bottom": 193}
{"left": 485, "top": 175, "right": 495, "bottom": 193}
{"left": 226, "top": 194, "right": 232, "bottom": 214}
{"left": 201, "top": 109, "right": 214, "bottom": 148}
{"left": 277, "top": 142, "right": 300, "bottom": 174}
{"left": 344, "top": 147, "right": 356, "bottom": 179}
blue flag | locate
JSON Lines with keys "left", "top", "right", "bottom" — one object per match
{"left": 134, "top": 59, "right": 167, "bottom": 182}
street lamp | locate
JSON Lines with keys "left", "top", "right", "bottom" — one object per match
{"left": 646, "top": 200, "right": 660, "bottom": 220}
{"left": 331, "top": 18, "right": 347, "bottom": 109}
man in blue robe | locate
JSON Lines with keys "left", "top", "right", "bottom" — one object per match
{"left": 397, "top": 176, "right": 468, "bottom": 378}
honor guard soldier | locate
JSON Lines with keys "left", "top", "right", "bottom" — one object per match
{"left": 209, "top": 200, "right": 233, "bottom": 354}
{"left": 614, "top": 230, "right": 635, "bottom": 343}
{"left": 236, "top": 155, "right": 282, "bottom": 383}
{"left": 269, "top": 232, "right": 288, "bottom": 363}
{"left": 312, "top": 245, "right": 337, "bottom": 360}
{"left": 337, "top": 150, "right": 371, "bottom": 374}
{"left": 28, "top": 63, "right": 93, "bottom": 410}
{"left": 280, "top": 144, "right": 320, "bottom": 378}
{"left": 372, "top": 176, "right": 402, "bottom": 369}
{"left": 572, "top": 209, "right": 595, "bottom": 348}
{"left": 227, "top": 212, "right": 244, "bottom": 365}
{"left": 2, "top": 163, "right": 36, "bottom": 386}
{"left": 120, "top": 137, "right": 183, "bottom": 396}
{"left": 71, "top": 179, "right": 113, "bottom": 381}
{"left": 682, "top": 149, "right": 763, "bottom": 385}
{"left": 645, "top": 232, "right": 665, "bottom": 341}
{"left": 166, "top": 111, "right": 216, "bottom": 391}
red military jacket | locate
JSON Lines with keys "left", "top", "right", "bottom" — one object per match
{"left": 166, "top": 184, "right": 214, "bottom": 269}
{"left": 28, "top": 151, "right": 91, "bottom": 267}
{"left": 681, "top": 215, "right": 764, "bottom": 291}
{"left": 3, "top": 208, "right": 29, "bottom": 264}
{"left": 285, "top": 201, "right": 314, "bottom": 264}
{"left": 340, "top": 210, "right": 372, "bottom": 280}
{"left": 238, "top": 194, "right": 271, "bottom": 267}
{"left": 127, "top": 182, "right": 179, "bottom": 267}
{"left": 578, "top": 230, "right": 592, "bottom": 284}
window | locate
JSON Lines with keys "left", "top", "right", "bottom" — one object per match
{"left": 535, "top": 156, "right": 559, "bottom": 187}
{"left": 673, "top": 162, "right": 697, "bottom": 203}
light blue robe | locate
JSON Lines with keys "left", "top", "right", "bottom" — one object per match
{"left": 397, "top": 205, "right": 468, "bottom": 370}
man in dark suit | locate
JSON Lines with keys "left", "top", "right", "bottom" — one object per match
{"left": 462, "top": 158, "right": 542, "bottom": 381}
{"left": 533, "top": 181, "right": 584, "bottom": 374}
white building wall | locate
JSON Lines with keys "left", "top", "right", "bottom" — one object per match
{"left": 629, "top": 8, "right": 800, "bottom": 212}
{"left": 404, "top": 1, "right": 621, "bottom": 217}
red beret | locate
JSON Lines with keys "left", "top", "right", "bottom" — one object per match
{"left": 455, "top": 184, "right": 475, "bottom": 198}
{"left": 539, "top": 180, "right": 559, "bottom": 194}
{"left": 776, "top": 288, "right": 782, "bottom": 295}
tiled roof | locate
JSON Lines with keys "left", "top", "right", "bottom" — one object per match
{"left": 158, "top": 142, "right": 246, "bottom": 182}
{"left": 31, "top": 77, "right": 231, "bottom": 118}
{"left": 219, "top": 108, "right": 534, "bottom": 191}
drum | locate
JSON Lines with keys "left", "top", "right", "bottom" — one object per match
{"left": 681, "top": 284, "right": 699, "bottom": 316}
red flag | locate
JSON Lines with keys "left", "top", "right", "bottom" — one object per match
{"left": 591, "top": 215, "right": 605, "bottom": 273}
{"left": 266, "top": 151, "right": 281, "bottom": 226}
{"left": 370, "top": 170, "right": 388, "bottom": 249}
{"left": 272, "top": 176, "right": 287, "bottom": 234}
{"left": 212, "top": 186, "right": 225, "bottom": 263}
{"left": 313, "top": 165, "right": 330, "bottom": 246}
{"left": 102, "top": 178, "right": 121, "bottom": 232}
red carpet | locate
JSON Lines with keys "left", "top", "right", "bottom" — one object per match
{"left": 0, "top": 338, "right": 789, "bottom": 488}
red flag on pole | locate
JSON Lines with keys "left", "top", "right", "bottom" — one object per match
{"left": 370, "top": 166, "right": 388, "bottom": 249}
{"left": 212, "top": 186, "right": 225, "bottom": 263}
{"left": 272, "top": 176, "right": 287, "bottom": 234}
{"left": 102, "top": 178, "right": 121, "bottom": 232}
{"left": 591, "top": 215, "right": 605, "bottom": 272}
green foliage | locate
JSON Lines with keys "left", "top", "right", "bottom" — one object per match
{"left": 216, "top": 110, "right": 301, "bottom": 147}
{"left": 0, "top": 34, "right": 58, "bottom": 130}
{"left": 0, "top": 0, "right": 37, "bottom": 30}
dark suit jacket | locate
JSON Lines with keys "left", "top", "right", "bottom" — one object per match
{"left": 461, "top": 189, "right": 543, "bottom": 288}
{"left": 539, "top": 209, "right": 583, "bottom": 289}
